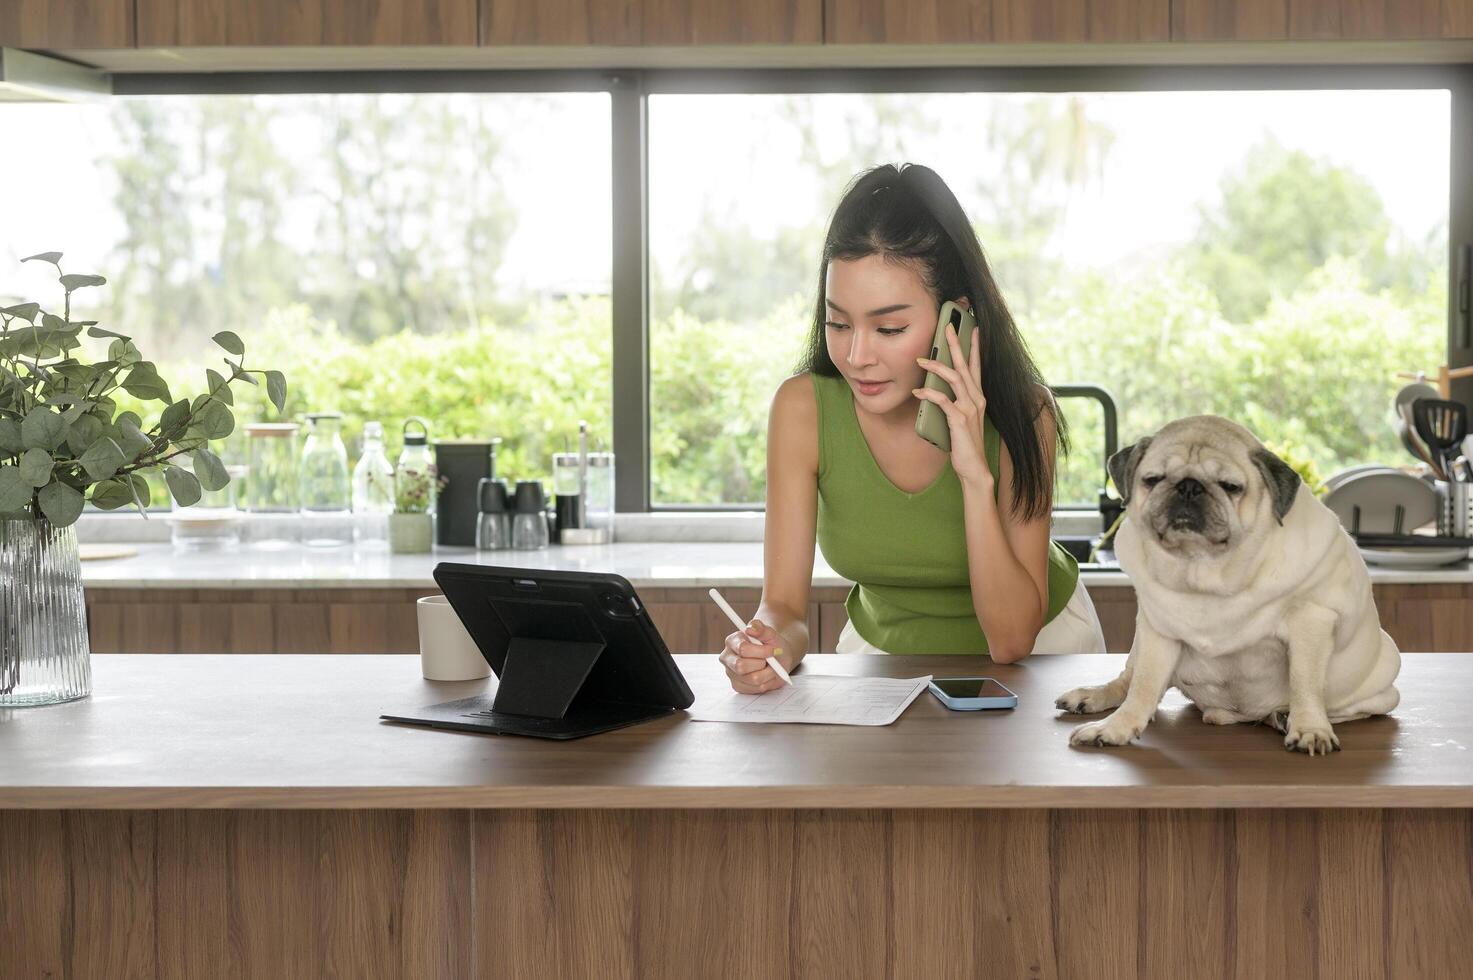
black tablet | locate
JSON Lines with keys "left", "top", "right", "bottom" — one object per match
{"left": 379, "top": 564, "right": 695, "bottom": 740}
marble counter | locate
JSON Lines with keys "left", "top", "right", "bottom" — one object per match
{"left": 77, "top": 540, "right": 1473, "bottom": 590}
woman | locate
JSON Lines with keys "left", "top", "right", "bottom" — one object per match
{"left": 721, "top": 163, "right": 1105, "bottom": 694}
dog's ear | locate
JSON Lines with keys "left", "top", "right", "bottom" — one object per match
{"left": 1107, "top": 437, "right": 1152, "bottom": 506}
{"left": 1251, "top": 447, "right": 1301, "bottom": 525}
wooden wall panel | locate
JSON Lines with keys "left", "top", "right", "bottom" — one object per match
{"left": 481, "top": 0, "right": 641, "bottom": 45}
{"left": 1172, "top": 0, "right": 1288, "bottom": 40}
{"left": 4, "top": 809, "right": 1473, "bottom": 976}
{"left": 138, "top": 0, "right": 478, "bottom": 46}
{"left": 0, "top": 0, "right": 134, "bottom": 47}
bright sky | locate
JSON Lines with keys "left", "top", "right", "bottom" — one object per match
{"left": 0, "top": 87, "right": 1450, "bottom": 319}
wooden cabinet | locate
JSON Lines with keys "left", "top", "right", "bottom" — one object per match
{"left": 481, "top": 0, "right": 821, "bottom": 45}
{"left": 995, "top": 0, "right": 1169, "bottom": 43}
{"left": 825, "top": 0, "right": 1168, "bottom": 43}
{"left": 0, "top": 0, "right": 133, "bottom": 47}
{"left": 1170, "top": 0, "right": 1288, "bottom": 40}
{"left": 824, "top": 0, "right": 994, "bottom": 44}
{"left": 137, "top": 0, "right": 478, "bottom": 46}
{"left": 481, "top": 0, "right": 641, "bottom": 45}
{"left": 80, "top": 581, "right": 1471, "bottom": 657}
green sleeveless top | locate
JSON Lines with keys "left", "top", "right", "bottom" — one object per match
{"left": 811, "top": 371, "right": 1078, "bottom": 655}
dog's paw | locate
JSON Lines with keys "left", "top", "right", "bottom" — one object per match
{"left": 1055, "top": 683, "right": 1125, "bottom": 715}
{"left": 1069, "top": 714, "right": 1144, "bottom": 747}
{"left": 1283, "top": 715, "right": 1340, "bottom": 756}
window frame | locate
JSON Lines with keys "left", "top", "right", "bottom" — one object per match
{"left": 117, "top": 64, "right": 1473, "bottom": 513}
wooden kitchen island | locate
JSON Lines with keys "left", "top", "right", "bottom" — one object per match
{"left": 2, "top": 653, "right": 1471, "bottom": 978}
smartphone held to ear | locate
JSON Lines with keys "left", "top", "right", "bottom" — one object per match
{"left": 914, "top": 300, "right": 977, "bottom": 453}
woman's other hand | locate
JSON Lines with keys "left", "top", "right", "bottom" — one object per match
{"left": 913, "top": 321, "right": 991, "bottom": 489}
{"left": 720, "top": 618, "right": 790, "bottom": 694}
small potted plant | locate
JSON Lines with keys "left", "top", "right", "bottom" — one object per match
{"left": 0, "top": 252, "right": 286, "bottom": 705}
{"left": 388, "top": 416, "right": 442, "bottom": 553}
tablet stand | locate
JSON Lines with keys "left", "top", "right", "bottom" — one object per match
{"left": 492, "top": 637, "right": 606, "bottom": 718}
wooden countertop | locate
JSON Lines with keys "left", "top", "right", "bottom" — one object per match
{"left": 1, "top": 653, "right": 1467, "bottom": 810}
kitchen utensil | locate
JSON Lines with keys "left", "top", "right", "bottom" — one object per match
{"left": 1397, "top": 417, "right": 1440, "bottom": 476}
{"left": 1351, "top": 531, "right": 1473, "bottom": 548}
{"left": 1322, "top": 469, "right": 1438, "bottom": 535}
{"left": 511, "top": 480, "right": 549, "bottom": 550}
{"left": 1359, "top": 545, "right": 1469, "bottom": 568}
{"left": 433, "top": 440, "right": 494, "bottom": 547}
{"left": 475, "top": 477, "right": 511, "bottom": 551}
{"left": 1436, "top": 477, "right": 1473, "bottom": 537}
{"left": 1395, "top": 381, "right": 1442, "bottom": 471}
{"left": 1411, "top": 398, "right": 1468, "bottom": 479}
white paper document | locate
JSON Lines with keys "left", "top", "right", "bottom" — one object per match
{"left": 690, "top": 674, "right": 933, "bottom": 727}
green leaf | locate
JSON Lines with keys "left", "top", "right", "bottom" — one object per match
{"left": 61, "top": 401, "right": 93, "bottom": 424}
{"left": 21, "top": 251, "right": 63, "bottom": 267}
{"left": 37, "top": 481, "right": 84, "bottom": 527}
{"left": 115, "top": 417, "right": 153, "bottom": 459}
{"left": 86, "top": 325, "right": 131, "bottom": 340}
{"left": 108, "top": 338, "right": 141, "bottom": 367}
{"left": 79, "top": 436, "right": 126, "bottom": 482}
{"left": 0, "top": 302, "right": 40, "bottom": 322}
{"left": 205, "top": 368, "right": 233, "bottom": 405}
{"left": 60, "top": 273, "right": 106, "bottom": 292}
{"left": 212, "top": 331, "right": 245, "bottom": 356}
{"left": 229, "top": 361, "right": 258, "bottom": 385}
{"left": 193, "top": 400, "right": 235, "bottom": 440}
{"left": 163, "top": 465, "right": 202, "bottom": 507}
{"left": 19, "top": 447, "right": 53, "bottom": 487}
{"left": 41, "top": 312, "right": 67, "bottom": 330}
{"left": 20, "top": 408, "right": 67, "bottom": 451}
{"left": 159, "top": 398, "right": 191, "bottom": 437}
{"left": 67, "top": 414, "right": 104, "bottom": 455}
{"left": 0, "top": 466, "right": 30, "bottom": 511}
{"left": 121, "top": 362, "right": 171, "bottom": 403}
{"left": 89, "top": 478, "right": 134, "bottom": 511}
{"left": 265, "top": 370, "right": 287, "bottom": 414}
{"left": 192, "top": 448, "right": 230, "bottom": 492}
{"left": 0, "top": 420, "right": 22, "bottom": 454}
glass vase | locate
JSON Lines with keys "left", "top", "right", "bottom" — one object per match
{"left": 0, "top": 518, "right": 92, "bottom": 707}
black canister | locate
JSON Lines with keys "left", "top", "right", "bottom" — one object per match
{"left": 432, "top": 441, "right": 493, "bottom": 547}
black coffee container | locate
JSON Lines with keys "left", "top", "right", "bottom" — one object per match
{"left": 433, "top": 441, "right": 494, "bottom": 547}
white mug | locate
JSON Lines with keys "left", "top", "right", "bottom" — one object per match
{"left": 416, "top": 595, "right": 491, "bottom": 681}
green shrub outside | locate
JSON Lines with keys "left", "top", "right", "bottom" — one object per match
{"left": 114, "top": 257, "right": 1442, "bottom": 510}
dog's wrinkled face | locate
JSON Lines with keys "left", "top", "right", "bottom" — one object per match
{"left": 1108, "top": 417, "right": 1301, "bottom": 559}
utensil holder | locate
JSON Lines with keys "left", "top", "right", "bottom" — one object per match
{"left": 1435, "top": 479, "right": 1473, "bottom": 537}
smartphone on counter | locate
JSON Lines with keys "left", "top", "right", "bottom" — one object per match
{"left": 928, "top": 677, "right": 1018, "bottom": 711}
{"left": 914, "top": 300, "right": 977, "bottom": 453}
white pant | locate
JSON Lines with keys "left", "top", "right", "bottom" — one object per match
{"left": 834, "top": 578, "right": 1107, "bottom": 656}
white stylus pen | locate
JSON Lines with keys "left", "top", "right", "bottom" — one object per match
{"left": 707, "top": 587, "right": 792, "bottom": 686}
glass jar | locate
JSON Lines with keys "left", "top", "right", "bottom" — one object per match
{"left": 300, "top": 412, "right": 352, "bottom": 548}
{"left": 352, "top": 420, "right": 395, "bottom": 549}
{"left": 243, "top": 422, "right": 300, "bottom": 548}
{"left": 395, "top": 417, "right": 437, "bottom": 517}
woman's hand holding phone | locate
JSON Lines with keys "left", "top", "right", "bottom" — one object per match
{"left": 914, "top": 317, "right": 991, "bottom": 489}
{"left": 720, "top": 619, "right": 790, "bottom": 694}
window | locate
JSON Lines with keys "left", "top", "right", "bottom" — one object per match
{"left": 0, "top": 92, "right": 613, "bottom": 497}
{"left": 648, "top": 85, "right": 1450, "bottom": 507}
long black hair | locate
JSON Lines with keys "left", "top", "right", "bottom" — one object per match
{"left": 797, "top": 163, "right": 1068, "bottom": 522}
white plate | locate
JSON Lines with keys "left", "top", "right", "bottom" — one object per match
{"left": 1359, "top": 546, "right": 1469, "bottom": 567}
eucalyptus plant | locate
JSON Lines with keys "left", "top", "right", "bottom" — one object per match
{"left": 0, "top": 252, "right": 287, "bottom": 527}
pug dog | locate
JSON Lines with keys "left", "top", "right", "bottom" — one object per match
{"left": 1055, "top": 415, "right": 1400, "bottom": 755}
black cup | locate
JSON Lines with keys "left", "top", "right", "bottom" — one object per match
{"left": 478, "top": 477, "right": 509, "bottom": 514}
